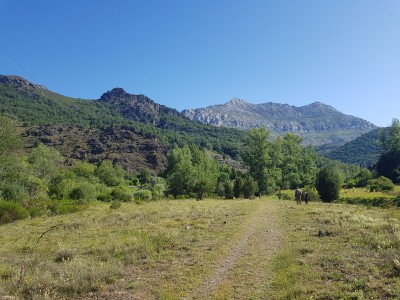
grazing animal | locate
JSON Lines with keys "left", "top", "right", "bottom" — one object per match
{"left": 254, "top": 191, "right": 261, "bottom": 198}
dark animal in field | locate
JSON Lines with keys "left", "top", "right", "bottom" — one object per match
{"left": 254, "top": 192, "right": 261, "bottom": 198}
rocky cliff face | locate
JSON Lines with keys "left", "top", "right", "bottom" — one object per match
{"left": 0, "top": 75, "right": 46, "bottom": 98}
{"left": 99, "top": 88, "right": 182, "bottom": 125}
{"left": 182, "top": 99, "right": 377, "bottom": 146}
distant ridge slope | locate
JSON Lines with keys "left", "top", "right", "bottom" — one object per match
{"left": 182, "top": 98, "right": 377, "bottom": 146}
{"left": 99, "top": 88, "right": 183, "bottom": 125}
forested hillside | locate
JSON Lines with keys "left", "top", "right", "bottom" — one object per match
{"left": 321, "top": 128, "right": 384, "bottom": 167}
{"left": 0, "top": 75, "right": 246, "bottom": 171}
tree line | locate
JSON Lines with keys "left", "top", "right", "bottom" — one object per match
{"left": 1, "top": 115, "right": 399, "bottom": 224}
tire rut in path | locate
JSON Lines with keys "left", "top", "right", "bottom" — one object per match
{"left": 185, "top": 200, "right": 282, "bottom": 299}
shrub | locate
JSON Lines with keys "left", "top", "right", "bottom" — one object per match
{"left": 133, "top": 189, "right": 153, "bottom": 202}
{"left": 367, "top": 176, "right": 394, "bottom": 192}
{"left": 111, "top": 186, "right": 132, "bottom": 202}
{"left": 109, "top": 201, "right": 121, "bottom": 209}
{"left": 242, "top": 177, "right": 258, "bottom": 199}
{"left": 48, "top": 200, "right": 85, "bottom": 215}
{"left": 0, "top": 200, "right": 29, "bottom": 224}
{"left": 338, "top": 196, "right": 396, "bottom": 208}
{"left": 97, "top": 193, "right": 113, "bottom": 202}
{"left": 316, "top": 167, "right": 343, "bottom": 203}
{"left": 0, "top": 182, "right": 27, "bottom": 201}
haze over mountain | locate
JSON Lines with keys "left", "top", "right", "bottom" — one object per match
{"left": 182, "top": 99, "right": 377, "bottom": 146}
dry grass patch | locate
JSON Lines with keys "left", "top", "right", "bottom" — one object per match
{"left": 271, "top": 202, "right": 400, "bottom": 299}
{"left": 0, "top": 199, "right": 257, "bottom": 299}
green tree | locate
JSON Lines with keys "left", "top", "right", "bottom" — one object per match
{"left": 0, "top": 116, "right": 23, "bottom": 160}
{"left": 377, "top": 118, "right": 400, "bottom": 182}
{"left": 190, "top": 147, "right": 218, "bottom": 200}
{"left": 242, "top": 176, "right": 258, "bottom": 199}
{"left": 316, "top": 166, "right": 343, "bottom": 203}
{"left": 242, "top": 128, "right": 274, "bottom": 194}
{"left": 94, "top": 160, "right": 125, "bottom": 186}
{"left": 28, "top": 144, "right": 64, "bottom": 185}
{"left": 233, "top": 177, "right": 244, "bottom": 198}
{"left": 165, "top": 146, "right": 195, "bottom": 198}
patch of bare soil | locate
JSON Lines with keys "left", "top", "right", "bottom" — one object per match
{"left": 185, "top": 199, "right": 283, "bottom": 299}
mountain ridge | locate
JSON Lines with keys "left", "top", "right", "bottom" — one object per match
{"left": 182, "top": 98, "right": 377, "bottom": 146}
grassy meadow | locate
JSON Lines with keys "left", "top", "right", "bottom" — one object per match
{"left": 0, "top": 192, "right": 399, "bottom": 299}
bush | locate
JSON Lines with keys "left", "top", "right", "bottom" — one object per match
{"left": 316, "top": 167, "right": 343, "bottom": 203}
{"left": 0, "top": 182, "right": 27, "bottom": 201}
{"left": 0, "top": 200, "right": 29, "bottom": 224}
{"left": 97, "top": 193, "right": 113, "bottom": 202}
{"left": 111, "top": 186, "right": 132, "bottom": 202}
{"left": 242, "top": 177, "right": 258, "bottom": 199}
{"left": 47, "top": 200, "right": 85, "bottom": 215}
{"left": 133, "top": 189, "right": 153, "bottom": 202}
{"left": 367, "top": 176, "right": 394, "bottom": 192}
{"left": 109, "top": 201, "right": 121, "bottom": 209}
{"left": 338, "top": 196, "right": 397, "bottom": 208}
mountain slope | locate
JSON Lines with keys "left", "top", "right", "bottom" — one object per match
{"left": 319, "top": 127, "right": 384, "bottom": 168}
{"left": 0, "top": 75, "right": 246, "bottom": 172}
{"left": 182, "top": 99, "right": 377, "bottom": 146}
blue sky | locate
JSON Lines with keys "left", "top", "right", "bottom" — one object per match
{"left": 1, "top": 0, "right": 399, "bottom": 127}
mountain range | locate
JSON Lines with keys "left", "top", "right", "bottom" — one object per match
{"left": 182, "top": 98, "right": 377, "bottom": 146}
{"left": 0, "top": 75, "right": 381, "bottom": 172}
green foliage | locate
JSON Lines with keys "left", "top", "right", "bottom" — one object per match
{"left": 95, "top": 160, "right": 125, "bottom": 187}
{"left": 323, "top": 128, "right": 382, "bottom": 167}
{"left": 97, "top": 192, "right": 113, "bottom": 202}
{"left": 28, "top": 144, "right": 64, "bottom": 185}
{"left": 48, "top": 199, "right": 86, "bottom": 214}
{"left": 133, "top": 189, "right": 153, "bottom": 202}
{"left": 338, "top": 196, "right": 399, "bottom": 208}
{"left": 0, "top": 200, "right": 29, "bottom": 224}
{"left": 0, "top": 116, "right": 23, "bottom": 160}
{"left": 72, "top": 161, "right": 96, "bottom": 179}
{"left": 316, "top": 166, "right": 343, "bottom": 203}
{"left": 242, "top": 176, "right": 258, "bottom": 199}
{"left": 109, "top": 201, "right": 122, "bottom": 209}
{"left": 376, "top": 119, "right": 400, "bottom": 183}
{"left": 242, "top": 129, "right": 319, "bottom": 194}
{"left": 111, "top": 186, "right": 132, "bottom": 202}
{"left": 367, "top": 176, "right": 394, "bottom": 192}
{"left": 233, "top": 177, "right": 244, "bottom": 198}
{"left": 242, "top": 128, "right": 272, "bottom": 194}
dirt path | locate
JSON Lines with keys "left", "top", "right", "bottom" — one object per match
{"left": 185, "top": 199, "right": 283, "bottom": 299}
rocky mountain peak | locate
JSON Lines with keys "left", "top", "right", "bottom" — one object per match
{"left": 226, "top": 98, "right": 249, "bottom": 107}
{"left": 0, "top": 75, "right": 46, "bottom": 99}
{"left": 98, "top": 88, "right": 182, "bottom": 125}
{"left": 182, "top": 98, "right": 377, "bottom": 146}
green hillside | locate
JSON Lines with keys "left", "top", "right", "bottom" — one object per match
{"left": 321, "top": 128, "right": 384, "bottom": 167}
{"left": 0, "top": 78, "right": 246, "bottom": 162}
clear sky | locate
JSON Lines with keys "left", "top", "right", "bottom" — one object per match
{"left": 1, "top": 0, "right": 399, "bottom": 127}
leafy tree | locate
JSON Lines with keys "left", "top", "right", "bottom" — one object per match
{"left": 0, "top": 116, "right": 23, "bottom": 160}
{"left": 316, "top": 166, "right": 343, "bottom": 203}
{"left": 242, "top": 176, "right": 258, "bottom": 199}
{"left": 190, "top": 147, "right": 218, "bottom": 200}
{"left": 376, "top": 119, "right": 400, "bottom": 182}
{"left": 72, "top": 161, "right": 96, "bottom": 180}
{"left": 242, "top": 128, "right": 273, "bottom": 193}
{"left": 28, "top": 144, "right": 64, "bottom": 185}
{"left": 233, "top": 177, "right": 244, "bottom": 198}
{"left": 138, "top": 168, "right": 152, "bottom": 187}
{"left": 165, "top": 146, "right": 195, "bottom": 198}
{"left": 94, "top": 160, "right": 125, "bottom": 186}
